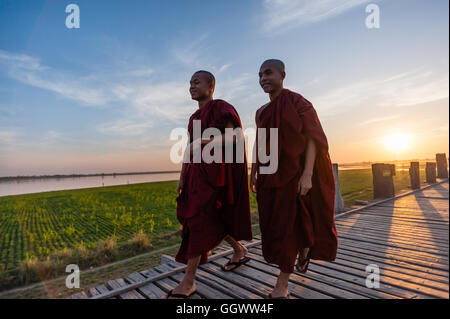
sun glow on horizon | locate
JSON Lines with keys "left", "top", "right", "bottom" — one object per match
{"left": 385, "top": 133, "right": 411, "bottom": 151}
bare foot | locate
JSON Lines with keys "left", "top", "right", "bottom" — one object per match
{"left": 270, "top": 284, "right": 289, "bottom": 299}
{"left": 166, "top": 280, "right": 197, "bottom": 299}
{"left": 223, "top": 243, "right": 248, "bottom": 271}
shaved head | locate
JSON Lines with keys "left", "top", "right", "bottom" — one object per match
{"left": 261, "top": 59, "right": 285, "bottom": 74}
{"left": 193, "top": 70, "right": 215, "bottom": 87}
{"left": 190, "top": 70, "right": 215, "bottom": 102}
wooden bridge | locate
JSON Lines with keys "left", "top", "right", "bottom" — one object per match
{"left": 70, "top": 179, "right": 449, "bottom": 299}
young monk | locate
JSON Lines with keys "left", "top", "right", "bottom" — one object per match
{"left": 250, "top": 59, "right": 338, "bottom": 299}
{"left": 165, "top": 70, "right": 253, "bottom": 299}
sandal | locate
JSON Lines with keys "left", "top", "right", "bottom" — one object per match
{"left": 296, "top": 249, "right": 311, "bottom": 273}
{"left": 221, "top": 256, "right": 251, "bottom": 272}
{"left": 166, "top": 289, "right": 197, "bottom": 299}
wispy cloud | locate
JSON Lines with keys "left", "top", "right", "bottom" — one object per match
{"left": 0, "top": 49, "right": 248, "bottom": 141}
{"left": 260, "top": 0, "right": 372, "bottom": 34}
{"left": 0, "top": 50, "right": 113, "bottom": 106}
{"left": 357, "top": 114, "right": 401, "bottom": 126}
{"left": 0, "top": 50, "right": 195, "bottom": 129}
{"left": 97, "top": 119, "right": 155, "bottom": 136}
{"left": 311, "top": 67, "right": 449, "bottom": 116}
{"left": 171, "top": 33, "right": 210, "bottom": 68}
{"left": 0, "top": 129, "right": 18, "bottom": 146}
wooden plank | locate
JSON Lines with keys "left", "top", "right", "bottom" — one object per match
{"left": 155, "top": 264, "right": 233, "bottom": 299}
{"left": 338, "top": 238, "right": 449, "bottom": 266}
{"left": 250, "top": 247, "right": 431, "bottom": 299}
{"left": 163, "top": 259, "right": 264, "bottom": 299}
{"left": 336, "top": 220, "right": 449, "bottom": 241}
{"left": 337, "top": 207, "right": 449, "bottom": 220}
{"left": 356, "top": 208, "right": 449, "bottom": 219}
{"left": 335, "top": 250, "right": 448, "bottom": 285}
{"left": 210, "top": 256, "right": 331, "bottom": 299}
{"left": 337, "top": 233, "right": 449, "bottom": 257}
{"left": 199, "top": 260, "right": 282, "bottom": 298}
{"left": 141, "top": 268, "right": 202, "bottom": 299}
{"left": 68, "top": 291, "right": 89, "bottom": 299}
{"left": 94, "top": 284, "right": 110, "bottom": 295}
{"left": 376, "top": 203, "right": 449, "bottom": 214}
{"left": 336, "top": 224, "right": 449, "bottom": 250}
{"left": 342, "top": 211, "right": 449, "bottom": 225}
{"left": 125, "top": 272, "right": 166, "bottom": 299}
{"left": 337, "top": 223, "right": 449, "bottom": 245}
{"left": 89, "top": 239, "right": 262, "bottom": 299}
{"left": 326, "top": 254, "right": 449, "bottom": 292}
{"left": 337, "top": 245, "right": 450, "bottom": 279}
{"left": 294, "top": 255, "right": 447, "bottom": 298}
{"left": 338, "top": 213, "right": 449, "bottom": 229}
{"left": 245, "top": 251, "right": 397, "bottom": 299}
{"left": 87, "top": 287, "right": 101, "bottom": 297}
{"left": 106, "top": 278, "right": 145, "bottom": 299}
{"left": 336, "top": 226, "right": 449, "bottom": 246}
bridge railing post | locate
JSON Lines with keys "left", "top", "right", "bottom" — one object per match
{"left": 426, "top": 162, "right": 437, "bottom": 184}
{"left": 436, "top": 153, "right": 448, "bottom": 178}
{"left": 409, "top": 162, "right": 420, "bottom": 189}
{"left": 372, "top": 163, "right": 395, "bottom": 199}
{"left": 333, "top": 163, "right": 344, "bottom": 214}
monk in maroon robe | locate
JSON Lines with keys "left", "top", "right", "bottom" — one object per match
{"left": 165, "top": 71, "right": 253, "bottom": 299}
{"left": 250, "top": 60, "right": 338, "bottom": 299}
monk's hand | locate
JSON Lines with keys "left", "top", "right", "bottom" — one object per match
{"left": 298, "top": 173, "right": 312, "bottom": 197}
{"left": 177, "top": 180, "right": 183, "bottom": 195}
{"left": 250, "top": 173, "right": 257, "bottom": 193}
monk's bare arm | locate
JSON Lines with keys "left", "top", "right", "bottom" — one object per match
{"left": 298, "top": 137, "right": 316, "bottom": 196}
{"left": 303, "top": 137, "right": 317, "bottom": 176}
{"left": 178, "top": 143, "right": 189, "bottom": 193}
{"left": 250, "top": 107, "right": 263, "bottom": 193}
{"left": 250, "top": 141, "right": 257, "bottom": 193}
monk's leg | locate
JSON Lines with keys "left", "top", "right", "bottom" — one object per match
{"left": 271, "top": 271, "right": 291, "bottom": 298}
{"left": 295, "top": 193, "right": 314, "bottom": 270}
{"left": 296, "top": 247, "right": 310, "bottom": 270}
{"left": 222, "top": 235, "right": 248, "bottom": 270}
{"left": 167, "top": 255, "right": 200, "bottom": 299}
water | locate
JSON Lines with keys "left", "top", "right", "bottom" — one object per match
{"left": 0, "top": 172, "right": 181, "bottom": 197}
{"left": 0, "top": 164, "right": 403, "bottom": 197}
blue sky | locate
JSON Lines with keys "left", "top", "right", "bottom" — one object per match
{"left": 0, "top": 0, "right": 448, "bottom": 176}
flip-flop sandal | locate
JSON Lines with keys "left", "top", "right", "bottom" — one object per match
{"left": 268, "top": 292, "right": 290, "bottom": 299}
{"left": 166, "top": 289, "right": 197, "bottom": 299}
{"left": 221, "top": 256, "right": 251, "bottom": 272}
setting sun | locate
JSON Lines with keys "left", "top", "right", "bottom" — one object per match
{"left": 385, "top": 133, "right": 411, "bottom": 151}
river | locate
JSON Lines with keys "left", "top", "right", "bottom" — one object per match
{"left": 0, "top": 172, "right": 181, "bottom": 197}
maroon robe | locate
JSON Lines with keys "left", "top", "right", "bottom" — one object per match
{"left": 175, "top": 99, "right": 253, "bottom": 265}
{"left": 255, "top": 88, "right": 338, "bottom": 273}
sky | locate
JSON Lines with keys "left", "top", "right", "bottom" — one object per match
{"left": 0, "top": 0, "right": 448, "bottom": 177}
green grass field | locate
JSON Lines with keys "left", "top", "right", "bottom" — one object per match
{"left": 0, "top": 167, "right": 426, "bottom": 289}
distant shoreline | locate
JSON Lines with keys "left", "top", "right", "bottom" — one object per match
{"left": 0, "top": 157, "right": 444, "bottom": 181}
{"left": 0, "top": 170, "right": 181, "bottom": 182}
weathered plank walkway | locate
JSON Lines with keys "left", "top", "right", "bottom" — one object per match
{"left": 70, "top": 180, "right": 449, "bottom": 299}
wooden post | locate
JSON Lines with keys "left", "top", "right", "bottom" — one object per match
{"left": 372, "top": 163, "right": 395, "bottom": 199}
{"left": 436, "top": 153, "right": 448, "bottom": 178}
{"left": 426, "top": 162, "right": 437, "bottom": 183}
{"left": 409, "top": 162, "right": 420, "bottom": 189}
{"left": 333, "top": 163, "right": 345, "bottom": 214}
